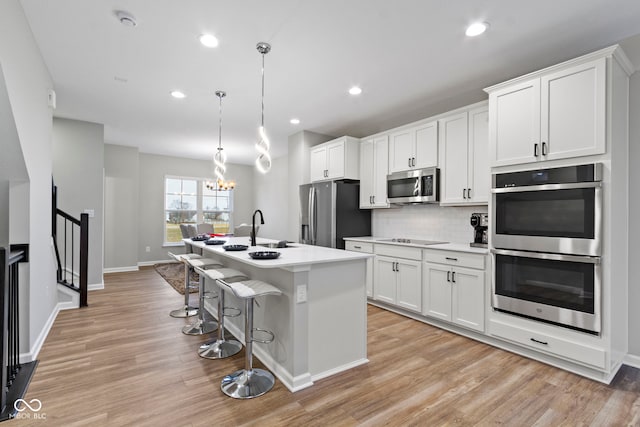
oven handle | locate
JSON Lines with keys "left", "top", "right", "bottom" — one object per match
{"left": 491, "top": 248, "right": 601, "bottom": 264}
{"left": 491, "top": 181, "right": 602, "bottom": 194}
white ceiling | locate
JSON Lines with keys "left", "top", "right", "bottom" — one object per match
{"left": 19, "top": 0, "right": 640, "bottom": 166}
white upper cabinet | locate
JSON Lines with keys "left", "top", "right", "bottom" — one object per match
{"left": 310, "top": 136, "right": 360, "bottom": 182}
{"left": 389, "top": 120, "right": 438, "bottom": 173}
{"left": 488, "top": 57, "right": 606, "bottom": 167}
{"left": 439, "top": 104, "right": 489, "bottom": 205}
{"left": 359, "top": 135, "right": 389, "bottom": 209}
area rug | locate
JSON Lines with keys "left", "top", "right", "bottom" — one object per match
{"left": 154, "top": 262, "right": 199, "bottom": 295}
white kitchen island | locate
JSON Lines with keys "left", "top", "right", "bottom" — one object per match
{"left": 183, "top": 237, "right": 371, "bottom": 392}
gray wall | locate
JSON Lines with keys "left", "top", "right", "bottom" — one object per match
{"left": 0, "top": 0, "right": 56, "bottom": 356}
{"left": 137, "top": 153, "right": 254, "bottom": 263}
{"left": 104, "top": 144, "right": 139, "bottom": 270}
{"left": 52, "top": 118, "right": 105, "bottom": 287}
{"left": 286, "top": 131, "right": 333, "bottom": 242}
{"left": 253, "top": 155, "right": 289, "bottom": 240}
{"left": 628, "top": 71, "right": 640, "bottom": 356}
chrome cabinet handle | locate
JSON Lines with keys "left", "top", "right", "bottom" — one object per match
{"left": 447, "top": 271, "right": 450, "bottom": 282}
{"left": 534, "top": 143, "right": 539, "bottom": 157}
{"left": 372, "top": 195, "right": 375, "bottom": 204}
{"left": 530, "top": 338, "right": 548, "bottom": 346}
{"left": 467, "top": 188, "right": 471, "bottom": 199}
{"left": 395, "top": 262, "right": 399, "bottom": 271}
{"left": 445, "top": 257, "right": 458, "bottom": 261}
{"left": 451, "top": 271, "right": 456, "bottom": 283}
{"left": 408, "top": 158, "right": 411, "bottom": 167}
{"left": 463, "top": 189, "right": 467, "bottom": 199}
{"left": 542, "top": 142, "right": 547, "bottom": 156}
{"left": 411, "top": 157, "right": 416, "bottom": 167}
{"left": 354, "top": 245, "right": 361, "bottom": 249}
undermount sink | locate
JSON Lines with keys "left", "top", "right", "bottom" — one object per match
{"left": 257, "top": 242, "right": 296, "bottom": 248}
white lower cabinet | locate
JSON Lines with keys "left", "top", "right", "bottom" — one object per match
{"left": 423, "top": 250, "right": 485, "bottom": 332}
{"left": 373, "top": 245, "right": 422, "bottom": 312}
{"left": 345, "top": 241, "right": 374, "bottom": 297}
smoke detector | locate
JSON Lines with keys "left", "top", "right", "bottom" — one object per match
{"left": 115, "top": 10, "right": 137, "bottom": 27}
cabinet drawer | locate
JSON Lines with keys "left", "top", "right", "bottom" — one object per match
{"left": 374, "top": 244, "right": 422, "bottom": 261}
{"left": 345, "top": 241, "right": 373, "bottom": 253}
{"left": 489, "top": 319, "right": 606, "bottom": 369}
{"left": 423, "top": 249, "right": 485, "bottom": 270}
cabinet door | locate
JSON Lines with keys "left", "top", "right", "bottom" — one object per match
{"left": 439, "top": 112, "right": 469, "bottom": 204}
{"left": 423, "top": 263, "right": 452, "bottom": 321}
{"left": 414, "top": 121, "right": 438, "bottom": 169}
{"left": 468, "top": 106, "right": 489, "bottom": 204}
{"left": 372, "top": 135, "right": 389, "bottom": 207}
{"left": 396, "top": 259, "right": 422, "bottom": 312}
{"left": 451, "top": 267, "right": 485, "bottom": 332}
{"left": 359, "top": 139, "right": 375, "bottom": 208}
{"left": 310, "top": 146, "right": 327, "bottom": 182}
{"left": 326, "top": 139, "right": 345, "bottom": 179}
{"left": 489, "top": 78, "right": 541, "bottom": 167}
{"left": 541, "top": 58, "right": 606, "bottom": 161}
{"left": 389, "top": 129, "right": 414, "bottom": 173}
{"left": 374, "top": 256, "right": 396, "bottom": 304}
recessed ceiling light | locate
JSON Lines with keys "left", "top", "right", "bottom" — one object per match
{"left": 115, "top": 10, "right": 137, "bottom": 27}
{"left": 290, "top": 118, "right": 300, "bottom": 125}
{"left": 170, "top": 90, "right": 186, "bottom": 99}
{"left": 466, "top": 22, "right": 489, "bottom": 37}
{"left": 349, "top": 86, "right": 362, "bottom": 95}
{"left": 199, "top": 34, "right": 219, "bottom": 48}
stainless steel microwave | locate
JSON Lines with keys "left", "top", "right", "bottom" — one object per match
{"left": 387, "top": 167, "right": 439, "bottom": 204}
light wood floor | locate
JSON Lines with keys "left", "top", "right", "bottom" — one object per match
{"left": 10, "top": 268, "right": 640, "bottom": 426}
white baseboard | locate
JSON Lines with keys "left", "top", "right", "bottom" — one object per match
{"left": 88, "top": 282, "right": 104, "bottom": 291}
{"left": 624, "top": 353, "right": 640, "bottom": 369}
{"left": 103, "top": 266, "right": 139, "bottom": 273}
{"left": 19, "top": 302, "right": 65, "bottom": 364}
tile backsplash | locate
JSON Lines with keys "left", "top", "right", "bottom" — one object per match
{"left": 371, "top": 204, "right": 488, "bottom": 244}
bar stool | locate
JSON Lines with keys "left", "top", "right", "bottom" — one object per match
{"left": 168, "top": 254, "right": 223, "bottom": 318}
{"left": 197, "top": 269, "right": 248, "bottom": 358}
{"left": 185, "top": 266, "right": 246, "bottom": 336}
{"left": 218, "top": 279, "right": 282, "bottom": 399}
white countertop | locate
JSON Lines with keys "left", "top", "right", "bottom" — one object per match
{"left": 184, "top": 237, "right": 372, "bottom": 269}
{"left": 344, "top": 236, "right": 489, "bottom": 255}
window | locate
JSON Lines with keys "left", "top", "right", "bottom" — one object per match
{"left": 164, "top": 176, "right": 233, "bottom": 244}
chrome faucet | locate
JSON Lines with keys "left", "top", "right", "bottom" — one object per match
{"left": 251, "top": 209, "right": 264, "bottom": 246}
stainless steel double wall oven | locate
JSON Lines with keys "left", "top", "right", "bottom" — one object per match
{"left": 491, "top": 163, "right": 602, "bottom": 334}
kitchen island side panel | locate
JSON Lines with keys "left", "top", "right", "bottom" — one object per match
{"left": 308, "top": 259, "right": 368, "bottom": 378}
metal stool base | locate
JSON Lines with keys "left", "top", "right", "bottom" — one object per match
{"left": 221, "top": 368, "right": 275, "bottom": 399}
{"left": 169, "top": 305, "right": 198, "bottom": 318}
{"left": 198, "top": 339, "right": 242, "bottom": 359}
{"left": 182, "top": 319, "right": 218, "bottom": 335}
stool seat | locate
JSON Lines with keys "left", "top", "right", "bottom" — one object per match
{"left": 186, "top": 258, "right": 224, "bottom": 269}
{"left": 220, "top": 279, "right": 282, "bottom": 399}
{"left": 222, "top": 279, "right": 282, "bottom": 299}
{"left": 200, "top": 268, "right": 247, "bottom": 283}
{"left": 169, "top": 253, "right": 203, "bottom": 262}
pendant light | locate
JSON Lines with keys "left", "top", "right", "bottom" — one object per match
{"left": 206, "top": 91, "right": 235, "bottom": 191}
{"left": 255, "top": 42, "right": 272, "bottom": 174}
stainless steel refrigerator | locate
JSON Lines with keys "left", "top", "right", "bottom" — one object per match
{"left": 299, "top": 180, "right": 371, "bottom": 249}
